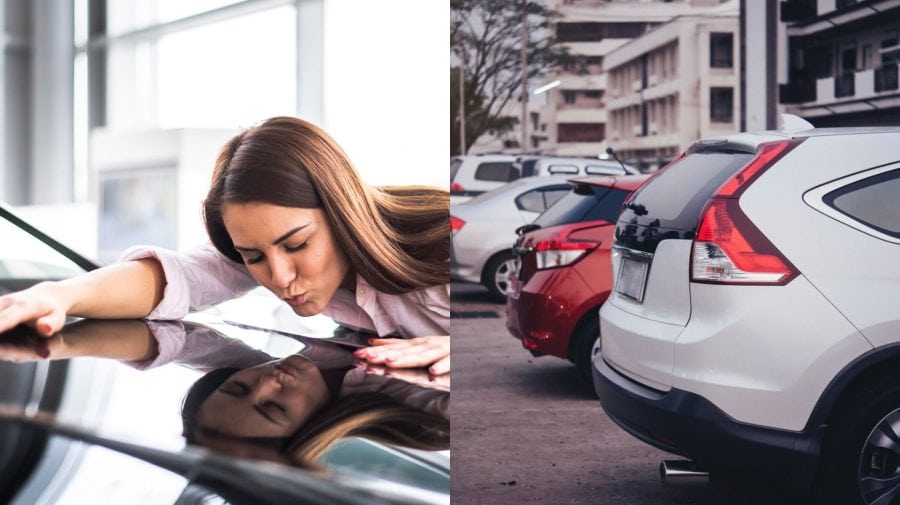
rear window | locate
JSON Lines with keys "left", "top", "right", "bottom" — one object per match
{"left": 535, "top": 185, "right": 631, "bottom": 228}
{"left": 475, "top": 162, "right": 518, "bottom": 182}
{"left": 825, "top": 167, "right": 900, "bottom": 239}
{"left": 621, "top": 149, "right": 754, "bottom": 230}
{"left": 450, "top": 158, "right": 463, "bottom": 182}
{"left": 585, "top": 164, "right": 625, "bottom": 175}
{"left": 547, "top": 164, "right": 579, "bottom": 175}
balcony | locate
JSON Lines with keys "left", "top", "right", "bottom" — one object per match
{"left": 780, "top": 80, "right": 816, "bottom": 103}
{"left": 875, "top": 64, "right": 899, "bottom": 93}
{"left": 834, "top": 72, "right": 855, "bottom": 98}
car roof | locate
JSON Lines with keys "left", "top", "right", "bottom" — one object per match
{"left": 702, "top": 126, "right": 900, "bottom": 150}
{"left": 568, "top": 174, "right": 650, "bottom": 191}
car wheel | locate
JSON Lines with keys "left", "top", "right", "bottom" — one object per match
{"left": 482, "top": 252, "right": 516, "bottom": 303}
{"left": 572, "top": 315, "right": 600, "bottom": 395}
{"left": 818, "top": 373, "right": 900, "bottom": 505}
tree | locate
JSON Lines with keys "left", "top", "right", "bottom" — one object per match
{"left": 451, "top": 0, "right": 570, "bottom": 155}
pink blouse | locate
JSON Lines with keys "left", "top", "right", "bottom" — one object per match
{"left": 120, "top": 244, "right": 450, "bottom": 338}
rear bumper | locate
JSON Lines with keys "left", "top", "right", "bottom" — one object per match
{"left": 506, "top": 268, "right": 595, "bottom": 359}
{"left": 592, "top": 352, "right": 823, "bottom": 492}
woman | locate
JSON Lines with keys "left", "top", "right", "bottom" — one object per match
{"left": 0, "top": 116, "right": 450, "bottom": 372}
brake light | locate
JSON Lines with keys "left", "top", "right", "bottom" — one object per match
{"left": 450, "top": 216, "right": 465, "bottom": 235}
{"left": 691, "top": 139, "right": 804, "bottom": 285}
{"left": 450, "top": 182, "right": 464, "bottom": 192}
{"left": 534, "top": 233, "right": 599, "bottom": 270}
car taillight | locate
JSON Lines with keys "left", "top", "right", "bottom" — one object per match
{"left": 450, "top": 182, "right": 464, "bottom": 192}
{"left": 534, "top": 236, "right": 598, "bottom": 270}
{"left": 450, "top": 216, "right": 465, "bottom": 235}
{"left": 690, "top": 139, "right": 804, "bottom": 285}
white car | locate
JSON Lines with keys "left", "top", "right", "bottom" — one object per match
{"left": 450, "top": 154, "right": 518, "bottom": 205}
{"left": 593, "top": 123, "right": 900, "bottom": 504}
{"left": 450, "top": 155, "right": 639, "bottom": 205}
{"left": 450, "top": 175, "right": 574, "bottom": 301}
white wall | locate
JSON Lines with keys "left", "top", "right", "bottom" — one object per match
{"left": 323, "top": 0, "right": 448, "bottom": 188}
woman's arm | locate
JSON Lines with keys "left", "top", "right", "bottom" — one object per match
{"left": 0, "top": 258, "right": 166, "bottom": 336}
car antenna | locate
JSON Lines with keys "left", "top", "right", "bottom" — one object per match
{"left": 605, "top": 147, "right": 627, "bottom": 173}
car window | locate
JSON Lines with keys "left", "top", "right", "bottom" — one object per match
{"left": 547, "top": 164, "right": 578, "bottom": 175}
{"left": 450, "top": 158, "right": 463, "bottom": 182}
{"left": 0, "top": 213, "right": 85, "bottom": 290}
{"left": 474, "top": 162, "right": 518, "bottom": 182}
{"left": 536, "top": 185, "right": 631, "bottom": 228}
{"left": 516, "top": 189, "right": 547, "bottom": 213}
{"left": 521, "top": 159, "right": 538, "bottom": 177}
{"left": 585, "top": 164, "right": 625, "bottom": 175}
{"left": 543, "top": 189, "right": 571, "bottom": 209}
{"left": 824, "top": 167, "right": 900, "bottom": 239}
{"left": 515, "top": 185, "right": 571, "bottom": 213}
{"left": 622, "top": 149, "right": 754, "bottom": 230}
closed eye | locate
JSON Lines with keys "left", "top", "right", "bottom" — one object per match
{"left": 219, "top": 381, "right": 250, "bottom": 396}
{"left": 244, "top": 255, "right": 264, "bottom": 265}
{"left": 284, "top": 241, "right": 308, "bottom": 253}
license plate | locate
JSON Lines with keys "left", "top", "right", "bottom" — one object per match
{"left": 617, "top": 257, "right": 649, "bottom": 303}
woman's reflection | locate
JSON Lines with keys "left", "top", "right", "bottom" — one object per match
{"left": 0, "top": 319, "right": 449, "bottom": 467}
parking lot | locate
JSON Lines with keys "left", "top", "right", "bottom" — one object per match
{"left": 450, "top": 282, "right": 802, "bottom": 505}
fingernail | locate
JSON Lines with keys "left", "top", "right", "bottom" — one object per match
{"left": 367, "top": 353, "right": 378, "bottom": 359}
{"left": 40, "top": 323, "right": 52, "bottom": 334}
{"left": 368, "top": 339, "right": 376, "bottom": 344}
{"left": 37, "top": 348, "right": 50, "bottom": 358}
{"left": 386, "top": 356, "right": 397, "bottom": 362}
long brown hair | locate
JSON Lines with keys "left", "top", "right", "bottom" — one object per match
{"left": 203, "top": 116, "right": 449, "bottom": 294}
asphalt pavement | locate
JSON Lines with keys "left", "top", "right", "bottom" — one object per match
{"left": 449, "top": 282, "right": 805, "bottom": 504}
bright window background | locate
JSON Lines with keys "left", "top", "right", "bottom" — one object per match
{"left": 156, "top": 6, "right": 297, "bottom": 129}
{"left": 323, "top": 0, "right": 448, "bottom": 187}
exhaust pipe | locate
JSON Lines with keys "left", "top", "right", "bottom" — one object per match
{"left": 659, "top": 460, "right": 710, "bottom": 485}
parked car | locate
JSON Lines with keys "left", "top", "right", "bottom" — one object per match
{"left": 593, "top": 124, "right": 900, "bottom": 504}
{"left": 450, "top": 175, "right": 574, "bottom": 301}
{"left": 527, "top": 156, "right": 639, "bottom": 178}
{"left": 450, "top": 154, "right": 639, "bottom": 205}
{"left": 506, "top": 174, "right": 648, "bottom": 388}
{"left": 0, "top": 203, "right": 450, "bottom": 505}
{"left": 450, "top": 154, "right": 518, "bottom": 204}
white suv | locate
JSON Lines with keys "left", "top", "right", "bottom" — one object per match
{"left": 593, "top": 125, "right": 900, "bottom": 504}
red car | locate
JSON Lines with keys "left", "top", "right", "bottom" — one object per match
{"left": 506, "top": 174, "right": 648, "bottom": 389}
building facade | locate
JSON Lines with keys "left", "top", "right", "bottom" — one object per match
{"left": 604, "top": 7, "right": 740, "bottom": 169}
{"left": 778, "top": 0, "right": 900, "bottom": 126}
{"left": 469, "top": 0, "right": 733, "bottom": 157}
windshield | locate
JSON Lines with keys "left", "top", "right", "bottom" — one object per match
{"left": 0, "top": 209, "right": 89, "bottom": 293}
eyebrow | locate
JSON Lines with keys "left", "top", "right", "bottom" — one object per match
{"left": 232, "top": 224, "right": 310, "bottom": 252}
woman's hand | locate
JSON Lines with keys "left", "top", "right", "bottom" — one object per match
{"left": 0, "top": 283, "right": 70, "bottom": 338}
{"left": 353, "top": 335, "right": 450, "bottom": 375}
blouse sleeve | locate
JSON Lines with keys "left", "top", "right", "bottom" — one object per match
{"left": 118, "top": 243, "right": 258, "bottom": 320}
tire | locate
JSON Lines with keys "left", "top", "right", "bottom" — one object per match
{"left": 482, "top": 252, "right": 516, "bottom": 303}
{"left": 818, "top": 373, "right": 900, "bottom": 505}
{"left": 572, "top": 315, "right": 600, "bottom": 396}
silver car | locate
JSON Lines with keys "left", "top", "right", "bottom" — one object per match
{"left": 450, "top": 175, "right": 574, "bottom": 301}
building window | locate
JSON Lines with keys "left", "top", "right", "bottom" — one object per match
{"left": 710, "top": 87, "right": 733, "bottom": 123}
{"left": 563, "top": 91, "right": 576, "bottom": 104}
{"left": 557, "top": 123, "right": 604, "bottom": 143}
{"left": 585, "top": 90, "right": 603, "bottom": 99}
{"left": 710, "top": 33, "right": 733, "bottom": 68}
